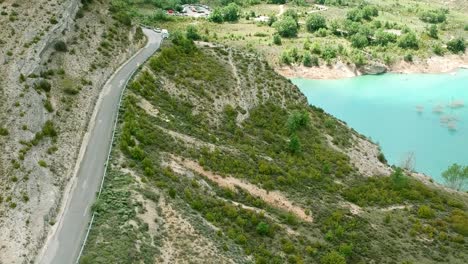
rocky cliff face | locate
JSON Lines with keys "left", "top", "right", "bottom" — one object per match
{"left": 0, "top": 1, "right": 144, "bottom": 262}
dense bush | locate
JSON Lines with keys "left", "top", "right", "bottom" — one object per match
{"left": 418, "top": 205, "right": 435, "bottom": 219}
{"left": 321, "top": 251, "right": 346, "bottom": 264}
{"left": 282, "top": 9, "right": 299, "bottom": 24}
{"left": 273, "top": 33, "right": 282, "bottom": 45}
{"left": 306, "top": 14, "right": 327, "bottom": 33}
{"left": 0, "top": 127, "right": 8, "bottom": 136}
{"left": 343, "top": 169, "right": 437, "bottom": 207}
{"left": 433, "top": 43, "right": 444, "bottom": 55}
{"left": 273, "top": 17, "right": 298, "bottom": 37}
{"left": 420, "top": 9, "right": 447, "bottom": 24}
{"left": 186, "top": 25, "right": 201, "bottom": 40}
{"left": 346, "top": 5, "right": 378, "bottom": 22}
{"left": 35, "top": 80, "right": 51, "bottom": 92}
{"left": 346, "top": 8, "right": 363, "bottom": 22}
{"left": 350, "top": 33, "right": 368, "bottom": 48}
{"left": 222, "top": 3, "right": 240, "bottom": 22}
{"left": 448, "top": 209, "right": 468, "bottom": 236}
{"left": 446, "top": 38, "right": 466, "bottom": 54}
{"left": 427, "top": 24, "right": 438, "bottom": 39}
{"left": 302, "top": 51, "right": 313, "bottom": 67}
{"left": 362, "top": 5, "right": 379, "bottom": 19}
{"left": 350, "top": 50, "right": 366, "bottom": 66}
{"left": 398, "top": 32, "right": 419, "bottom": 49}
{"left": 54, "top": 40, "right": 67, "bottom": 52}
{"left": 208, "top": 8, "right": 223, "bottom": 23}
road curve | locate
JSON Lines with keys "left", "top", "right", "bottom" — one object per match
{"left": 37, "top": 28, "right": 163, "bottom": 264}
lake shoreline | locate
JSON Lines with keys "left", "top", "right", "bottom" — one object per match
{"left": 293, "top": 70, "right": 468, "bottom": 191}
{"left": 277, "top": 53, "right": 468, "bottom": 80}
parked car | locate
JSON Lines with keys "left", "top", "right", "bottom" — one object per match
{"left": 154, "top": 28, "right": 162, "bottom": 33}
{"left": 162, "top": 29, "right": 169, "bottom": 39}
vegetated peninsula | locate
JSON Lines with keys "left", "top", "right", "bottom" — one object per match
{"left": 0, "top": 0, "right": 466, "bottom": 264}
{"left": 141, "top": 0, "right": 468, "bottom": 79}
{"left": 80, "top": 35, "right": 468, "bottom": 263}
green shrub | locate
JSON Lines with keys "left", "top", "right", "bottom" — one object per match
{"left": 351, "top": 50, "right": 366, "bottom": 66}
{"left": 351, "top": 33, "right": 369, "bottom": 48}
{"left": 404, "top": 53, "right": 413, "bottom": 62}
{"left": 302, "top": 52, "right": 313, "bottom": 67}
{"left": 151, "top": 10, "right": 171, "bottom": 22}
{"left": 346, "top": 8, "right": 363, "bottom": 22}
{"left": 64, "top": 86, "right": 79, "bottom": 95}
{"left": 168, "top": 188, "right": 176, "bottom": 198}
{"left": 321, "top": 251, "right": 346, "bottom": 264}
{"left": 287, "top": 110, "right": 309, "bottom": 132}
{"left": 282, "top": 9, "right": 299, "bottom": 24}
{"left": 448, "top": 209, "right": 468, "bottom": 236}
{"left": 256, "top": 222, "right": 270, "bottom": 235}
{"left": 208, "top": 8, "right": 223, "bottom": 23}
{"left": 316, "top": 28, "right": 328, "bottom": 37}
{"left": 288, "top": 134, "right": 301, "bottom": 154}
{"left": 433, "top": 43, "right": 444, "bottom": 55}
{"left": 222, "top": 3, "right": 240, "bottom": 22}
{"left": 398, "top": 32, "right": 419, "bottom": 49}
{"left": 0, "top": 127, "right": 8, "bottom": 136}
{"left": 19, "top": 73, "right": 26, "bottom": 82}
{"left": 38, "top": 160, "right": 48, "bottom": 167}
{"left": 321, "top": 46, "right": 337, "bottom": 60}
{"left": 374, "top": 30, "right": 397, "bottom": 46}
{"left": 362, "top": 5, "right": 379, "bottom": 19}
{"left": 54, "top": 40, "right": 67, "bottom": 52}
{"left": 447, "top": 38, "right": 466, "bottom": 54}
{"left": 42, "top": 120, "right": 58, "bottom": 138}
{"left": 377, "top": 152, "right": 387, "bottom": 164}
{"left": 420, "top": 9, "right": 447, "bottom": 24}
{"left": 426, "top": 24, "right": 438, "bottom": 39}
{"left": 186, "top": 25, "right": 201, "bottom": 41}
{"left": 306, "top": 14, "right": 327, "bottom": 32}
{"left": 417, "top": 205, "right": 435, "bottom": 219}
{"left": 115, "top": 11, "right": 132, "bottom": 25}
{"left": 273, "top": 34, "right": 282, "bottom": 45}
{"left": 35, "top": 80, "right": 51, "bottom": 92}
{"left": 442, "top": 163, "right": 468, "bottom": 190}
{"left": 43, "top": 100, "right": 54, "bottom": 112}
{"left": 273, "top": 17, "right": 298, "bottom": 37}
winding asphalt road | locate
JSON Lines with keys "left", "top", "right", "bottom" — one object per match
{"left": 38, "top": 28, "right": 163, "bottom": 264}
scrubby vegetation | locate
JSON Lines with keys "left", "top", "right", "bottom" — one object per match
{"left": 116, "top": 0, "right": 466, "bottom": 71}
{"left": 81, "top": 33, "right": 468, "bottom": 263}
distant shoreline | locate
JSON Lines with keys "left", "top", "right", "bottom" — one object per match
{"left": 277, "top": 53, "right": 468, "bottom": 80}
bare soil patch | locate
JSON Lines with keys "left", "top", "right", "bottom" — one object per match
{"left": 170, "top": 156, "right": 313, "bottom": 222}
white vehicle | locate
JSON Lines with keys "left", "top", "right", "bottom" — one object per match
{"left": 154, "top": 28, "right": 162, "bottom": 33}
{"left": 162, "top": 29, "right": 169, "bottom": 39}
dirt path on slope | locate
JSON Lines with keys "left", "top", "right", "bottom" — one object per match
{"left": 171, "top": 156, "right": 313, "bottom": 222}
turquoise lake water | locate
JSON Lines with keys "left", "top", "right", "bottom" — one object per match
{"left": 292, "top": 69, "right": 468, "bottom": 183}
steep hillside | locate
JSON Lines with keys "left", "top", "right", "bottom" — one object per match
{"left": 0, "top": 0, "right": 145, "bottom": 262}
{"left": 80, "top": 37, "right": 468, "bottom": 263}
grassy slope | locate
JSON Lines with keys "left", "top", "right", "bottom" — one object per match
{"left": 80, "top": 38, "right": 468, "bottom": 263}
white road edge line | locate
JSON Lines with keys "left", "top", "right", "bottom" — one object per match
{"left": 75, "top": 29, "right": 161, "bottom": 263}
{"left": 35, "top": 27, "right": 160, "bottom": 264}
